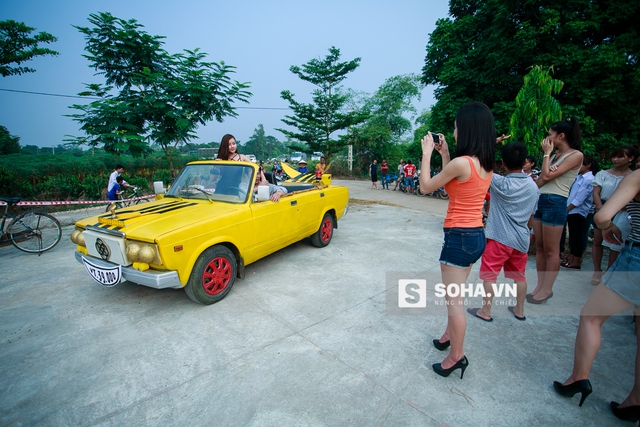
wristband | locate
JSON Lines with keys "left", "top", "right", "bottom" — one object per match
{"left": 543, "top": 154, "right": 550, "bottom": 158}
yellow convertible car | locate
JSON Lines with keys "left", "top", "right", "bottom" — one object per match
{"left": 71, "top": 161, "right": 349, "bottom": 305}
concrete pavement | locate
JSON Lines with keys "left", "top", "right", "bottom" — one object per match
{"left": 0, "top": 179, "right": 635, "bottom": 426}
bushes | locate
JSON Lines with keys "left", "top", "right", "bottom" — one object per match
{"left": 0, "top": 150, "right": 184, "bottom": 201}
{"left": 35, "top": 175, "right": 84, "bottom": 201}
{"left": 80, "top": 175, "right": 105, "bottom": 201}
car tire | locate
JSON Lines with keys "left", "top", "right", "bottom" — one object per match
{"left": 185, "top": 245, "right": 237, "bottom": 305}
{"left": 310, "top": 212, "right": 334, "bottom": 248}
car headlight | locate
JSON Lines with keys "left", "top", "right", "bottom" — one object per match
{"left": 70, "top": 228, "right": 86, "bottom": 247}
{"left": 125, "top": 241, "right": 159, "bottom": 264}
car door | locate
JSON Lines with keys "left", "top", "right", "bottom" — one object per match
{"left": 247, "top": 193, "right": 301, "bottom": 262}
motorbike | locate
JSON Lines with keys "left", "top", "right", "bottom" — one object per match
{"left": 382, "top": 172, "right": 397, "bottom": 187}
{"left": 420, "top": 170, "right": 449, "bottom": 199}
{"left": 398, "top": 173, "right": 407, "bottom": 193}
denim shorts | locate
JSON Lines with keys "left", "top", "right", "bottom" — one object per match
{"left": 405, "top": 177, "right": 414, "bottom": 188}
{"left": 439, "top": 227, "right": 486, "bottom": 268}
{"left": 533, "top": 194, "right": 568, "bottom": 226}
{"left": 602, "top": 241, "right": 640, "bottom": 306}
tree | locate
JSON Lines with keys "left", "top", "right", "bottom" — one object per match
{"left": 423, "top": 0, "right": 640, "bottom": 156}
{"left": 0, "top": 20, "right": 58, "bottom": 77}
{"left": 277, "top": 46, "right": 369, "bottom": 159}
{"left": 67, "top": 12, "right": 251, "bottom": 167}
{"left": 350, "top": 74, "right": 422, "bottom": 162}
{"left": 20, "top": 145, "right": 39, "bottom": 155}
{"left": 242, "top": 124, "right": 285, "bottom": 161}
{"left": 510, "top": 66, "right": 564, "bottom": 155}
{"left": 0, "top": 126, "right": 20, "bottom": 155}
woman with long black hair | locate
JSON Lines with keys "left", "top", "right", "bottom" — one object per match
{"left": 420, "top": 101, "right": 496, "bottom": 379}
{"left": 527, "top": 118, "right": 583, "bottom": 304}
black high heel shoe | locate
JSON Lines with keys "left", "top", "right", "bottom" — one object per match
{"left": 553, "top": 379, "right": 592, "bottom": 407}
{"left": 432, "top": 355, "right": 468, "bottom": 379}
{"left": 611, "top": 401, "right": 640, "bottom": 421}
{"left": 432, "top": 339, "right": 450, "bottom": 351}
{"left": 527, "top": 292, "right": 553, "bottom": 304}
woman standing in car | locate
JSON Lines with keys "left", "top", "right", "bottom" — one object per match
{"left": 216, "top": 134, "right": 249, "bottom": 161}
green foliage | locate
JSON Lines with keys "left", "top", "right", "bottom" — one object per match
{"left": 350, "top": 74, "right": 423, "bottom": 162}
{"left": 423, "top": 0, "right": 640, "bottom": 158}
{"left": 20, "top": 145, "right": 39, "bottom": 155}
{"left": 35, "top": 175, "right": 83, "bottom": 201}
{"left": 510, "top": 66, "right": 564, "bottom": 155}
{"left": 152, "top": 169, "right": 174, "bottom": 188}
{"left": 0, "top": 148, "right": 188, "bottom": 201}
{"left": 241, "top": 124, "right": 287, "bottom": 160}
{"left": 0, "top": 20, "right": 58, "bottom": 77}
{"left": 0, "top": 125, "right": 20, "bottom": 155}
{"left": 80, "top": 175, "right": 105, "bottom": 201}
{"left": 277, "top": 46, "right": 369, "bottom": 159}
{"left": 67, "top": 12, "right": 252, "bottom": 165}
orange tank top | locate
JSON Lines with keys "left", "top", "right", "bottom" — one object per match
{"left": 443, "top": 156, "right": 493, "bottom": 228}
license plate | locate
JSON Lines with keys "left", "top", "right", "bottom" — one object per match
{"left": 82, "top": 256, "right": 122, "bottom": 287}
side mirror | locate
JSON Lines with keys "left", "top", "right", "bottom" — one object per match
{"left": 256, "top": 185, "right": 270, "bottom": 202}
{"left": 153, "top": 181, "right": 166, "bottom": 194}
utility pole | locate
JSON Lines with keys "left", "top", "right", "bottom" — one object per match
{"left": 348, "top": 106, "right": 353, "bottom": 171}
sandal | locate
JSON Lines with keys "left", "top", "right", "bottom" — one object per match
{"left": 560, "top": 261, "right": 581, "bottom": 270}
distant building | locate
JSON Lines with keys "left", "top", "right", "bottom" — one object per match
{"left": 197, "top": 148, "right": 218, "bottom": 159}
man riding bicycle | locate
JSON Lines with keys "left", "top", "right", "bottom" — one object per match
{"left": 108, "top": 164, "right": 134, "bottom": 194}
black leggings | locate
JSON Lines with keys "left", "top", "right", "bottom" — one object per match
{"left": 567, "top": 213, "right": 588, "bottom": 257}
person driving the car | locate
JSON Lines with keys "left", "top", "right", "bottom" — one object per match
{"left": 254, "top": 170, "right": 288, "bottom": 202}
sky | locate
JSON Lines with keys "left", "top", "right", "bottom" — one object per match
{"left": 1, "top": 0, "right": 451, "bottom": 149}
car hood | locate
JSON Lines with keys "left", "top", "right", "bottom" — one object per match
{"left": 75, "top": 199, "right": 241, "bottom": 243}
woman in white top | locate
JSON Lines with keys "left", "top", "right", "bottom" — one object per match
{"left": 527, "top": 118, "right": 583, "bottom": 304}
{"left": 590, "top": 145, "right": 638, "bottom": 284}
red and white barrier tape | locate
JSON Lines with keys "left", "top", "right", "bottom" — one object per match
{"left": 0, "top": 195, "right": 155, "bottom": 206}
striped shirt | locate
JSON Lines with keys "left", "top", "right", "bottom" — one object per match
{"left": 627, "top": 199, "right": 640, "bottom": 243}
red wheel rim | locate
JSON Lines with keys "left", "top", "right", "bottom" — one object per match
{"left": 320, "top": 218, "right": 332, "bottom": 243}
{"left": 202, "top": 256, "right": 232, "bottom": 295}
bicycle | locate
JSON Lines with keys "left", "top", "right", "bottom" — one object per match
{"left": 104, "top": 187, "right": 150, "bottom": 212}
{"left": 0, "top": 196, "right": 62, "bottom": 253}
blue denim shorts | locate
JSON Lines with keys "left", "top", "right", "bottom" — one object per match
{"left": 602, "top": 241, "right": 640, "bottom": 306}
{"left": 405, "top": 177, "right": 414, "bottom": 188}
{"left": 439, "top": 227, "right": 486, "bottom": 268}
{"left": 533, "top": 194, "right": 568, "bottom": 226}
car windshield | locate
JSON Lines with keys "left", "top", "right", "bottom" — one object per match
{"left": 165, "top": 163, "right": 254, "bottom": 204}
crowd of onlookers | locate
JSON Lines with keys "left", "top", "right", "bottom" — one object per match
{"left": 370, "top": 103, "right": 639, "bottom": 423}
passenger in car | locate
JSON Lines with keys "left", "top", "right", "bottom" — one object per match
{"left": 254, "top": 170, "right": 288, "bottom": 202}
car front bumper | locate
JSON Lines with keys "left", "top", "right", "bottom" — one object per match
{"left": 74, "top": 251, "right": 183, "bottom": 289}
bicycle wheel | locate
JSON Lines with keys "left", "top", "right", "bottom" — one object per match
{"left": 8, "top": 211, "right": 62, "bottom": 253}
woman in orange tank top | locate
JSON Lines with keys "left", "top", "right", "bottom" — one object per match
{"left": 420, "top": 101, "right": 495, "bottom": 379}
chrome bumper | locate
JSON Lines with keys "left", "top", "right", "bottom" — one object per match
{"left": 74, "top": 251, "right": 183, "bottom": 290}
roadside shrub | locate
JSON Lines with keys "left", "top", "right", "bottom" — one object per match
{"left": 80, "top": 175, "right": 105, "bottom": 201}
{"left": 153, "top": 169, "right": 174, "bottom": 187}
{"left": 35, "top": 175, "right": 83, "bottom": 201}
